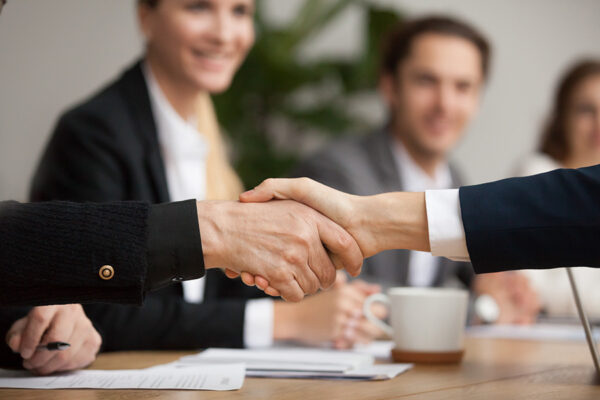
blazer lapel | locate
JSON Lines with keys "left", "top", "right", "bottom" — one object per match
{"left": 118, "top": 61, "right": 171, "bottom": 203}
{"left": 364, "top": 127, "right": 410, "bottom": 285}
{"left": 364, "top": 127, "right": 404, "bottom": 193}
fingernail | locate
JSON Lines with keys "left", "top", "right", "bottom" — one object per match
{"left": 21, "top": 349, "right": 33, "bottom": 359}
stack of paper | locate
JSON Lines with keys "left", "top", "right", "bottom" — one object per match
{"left": 168, "top": 347, "right": 411, "bottom": 381}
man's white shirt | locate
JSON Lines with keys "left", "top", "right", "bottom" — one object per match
{"left": 425, "top": 189, "right": 471, "bottom": 262}
{"left": 144, "top": 63, "right": 274, "bottom": 348}
{"left": 392, "top": 140, "right": 471, "bottom": 264}
{"left": 392, "top": 140, "right": 461, "bottom": 286}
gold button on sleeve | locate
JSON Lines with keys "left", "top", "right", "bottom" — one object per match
{"left": 99, "top": 265, "right": 115, "bottom": 280}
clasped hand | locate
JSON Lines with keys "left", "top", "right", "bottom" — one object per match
{"left": 6, "top": 304, "right": 101, "bottom": 375}
{"left": 215, "top": 179, "right": 370, "bottom": 299}
{"left": 199, "top": 197, "right": 364, "bottom": 301}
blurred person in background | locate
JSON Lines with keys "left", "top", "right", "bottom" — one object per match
{"left": 11, "top": 0, "right": 382, "bottom": 374}
{"left": 513, "top": 59, "right": 600, "bottom": 319}
{"left": 295, "top": 15, "right": 540, "bottom": 325}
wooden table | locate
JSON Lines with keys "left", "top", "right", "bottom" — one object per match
{"left": 2, "top": 337, "right": 600, "bottom": 399}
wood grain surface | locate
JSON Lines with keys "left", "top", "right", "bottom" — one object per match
{"left": 2, "top": 338, "right": 599, "bottom": 399}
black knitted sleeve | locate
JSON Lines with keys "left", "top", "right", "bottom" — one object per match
{"left": 0, "top": 201, "right": 149, "bottom": 306}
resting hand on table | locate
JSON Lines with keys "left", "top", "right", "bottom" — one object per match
{"left": 273, "top": 272, "right": 387, "bottom": 349}
{"left": 5, "top": 304, "right": 102, "bottom": 375}
{"left": 474, "top": 272, "right": 541, "bottom": 324}
{"left": 197, "top": 199, "right": 363, "bottom": 302}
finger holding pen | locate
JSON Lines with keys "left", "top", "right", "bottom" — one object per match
{"left": 6, "top": 306, "right": 59, "bottom": 360}
{"left": 33, "top": 313, "right": 101, "bottom": 376}
{"left": 5, "top": 317, "right": 27, "bottom": 355}
{"left": 5, "top": 304, "right": 102, "bottom": 375}
{"left": 22, "top": 305, "right": 79, "bottom": 373}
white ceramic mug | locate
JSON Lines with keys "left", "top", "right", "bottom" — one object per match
{"left": 363, "top": 287, "right": 469, "bottom": 362}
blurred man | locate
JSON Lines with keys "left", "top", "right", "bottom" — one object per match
{"left": 295, "top": 16, "right": 539, "bottom": 324}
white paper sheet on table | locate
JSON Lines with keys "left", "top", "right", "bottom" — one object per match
{"left": 0, "top": 363, "right": 245, "bottom": 391}
{"left": 169, "top": 347, "right": 411, "bottom": 381}
{"left": 247, "top": 364, "right": 411, "bottom": 380}
{"left": 181, "top": 348, "right": 373, "bottom": 372}
{"left": 466, "top": 323, "right": 600, "bottom": 342}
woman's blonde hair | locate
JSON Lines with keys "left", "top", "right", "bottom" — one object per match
{"left": 195, "top": 92, "right": 244, "bottom": 200}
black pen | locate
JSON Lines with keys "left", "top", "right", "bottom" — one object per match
{"left": 36, "top": 341, "right": 70, "bottom": 351}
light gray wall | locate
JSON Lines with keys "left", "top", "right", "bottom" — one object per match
{"left": 0, "top": 0, "right": 143, "bottom": 200}
{"left": 1, "top": 0, "right": 599, "bottom": 200}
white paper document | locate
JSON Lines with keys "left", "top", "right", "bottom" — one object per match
{"left": 171, "top": 347, "right": 411, "bottom": 381}
{"left": 0, "top": 363, "right": 245, "bottom": 391}
{"left": 247, "top": 364, "right": 411, "bottom": 380}
{"left": 467, "top": 323, "right": 600, "bottom": 342}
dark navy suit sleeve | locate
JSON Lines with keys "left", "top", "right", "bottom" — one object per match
{"left": 459, "top": 165, "right": 600, "bottom": 273}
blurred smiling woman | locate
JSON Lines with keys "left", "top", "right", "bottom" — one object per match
{"left": 138, "top": 0, "right": 250, "bottom": 200}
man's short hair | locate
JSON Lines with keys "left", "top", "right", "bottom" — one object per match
{"left": 381, "top": 15, "right": 491, "bottom": 80}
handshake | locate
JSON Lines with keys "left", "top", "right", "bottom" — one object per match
{"left": 200, "top": 177, "right": 430, "bottom": 301}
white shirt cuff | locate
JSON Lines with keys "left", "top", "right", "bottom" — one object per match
{"left": 243, "top": 298, "right": 274, "bottom": 348}
{"left": 425, "top": 189, "right": 470, "bottom": 262}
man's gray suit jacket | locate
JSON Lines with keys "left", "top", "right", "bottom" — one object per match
{"left": 293, "top": 128, "right": 474, "bottom": 289}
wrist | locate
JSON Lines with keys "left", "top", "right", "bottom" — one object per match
{"left": 366, "top": 192, "right": 430, "bottom": 253}
{"left": 273, "top": 301, "right": 301, "bottom": 341}
{"left": 196, "top": 201, "right": 226, "bottom": 270}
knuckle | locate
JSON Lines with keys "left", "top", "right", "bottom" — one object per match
{"left": 295, "top": 226, "right": 313, "bottom": 244}
{"left": 270, "top": 267, "right": 289, "bottom": 284}
{"left": 298, "top": 177, "right": 312, "bottom": 193}
{"left": 322, "top": 267, "right": 336, "bottom": 287}
{"left": 69, "top": 304, "right": 83, "bottom": 314}
{"left": 336, "top": 232, "right": 354, "bottom": 251}
{"left": 306, "top": 279, "right": 319, "bottom": 295}
{"left": 262, "top": 178, "right": 275, "bottom": 189}
{"left": 30, "top": 310, "right": 49, "bottom": 325}
{"left": 283, "top": 249, "right": 304, "bottom": 266}
{"left": 44, "top": 332, "right": 61, "bottom": 344}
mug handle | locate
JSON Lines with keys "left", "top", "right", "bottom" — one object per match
{"left": 363, "top": 293, "right": 393, "bottom": 337}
